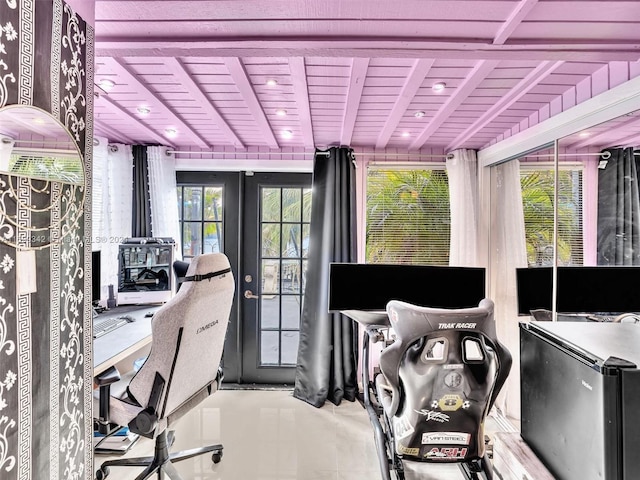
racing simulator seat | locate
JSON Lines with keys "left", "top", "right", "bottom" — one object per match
{"left": 329, "top": 263, "right": 511, "bottom": 480}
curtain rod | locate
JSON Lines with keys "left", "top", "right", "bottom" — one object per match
{"left": 524, "top": 151, "right": 640, "bottom": 160}
{"left": 166, "top": 149, "right": 451, "bottom": 159}
{"left": 11, "top": 147, "right": 79, "bottom": 156}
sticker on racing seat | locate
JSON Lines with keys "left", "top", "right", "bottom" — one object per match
{"left": 397, "top": 444, "right": 420, "bottom": 456}
{"left": 424, "top": 447, "right": 468, "bottom": 460}
{"left": 421, "top": 432, "right": 471, "bottom": 445}
{"left": 435, "top": 394, "right": 470, "bottom": 411}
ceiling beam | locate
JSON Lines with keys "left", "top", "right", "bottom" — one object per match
{"left": 288, "top": 57, "right": 314, "bottom": 149}
{"left": 493, "top": 0, "right": 539, "bottom": 45}
{"left": 164, "top": 57, "right": 245, "bottom": 148}
{"left": 224, "top": 57, "right": 279, "bottom": 149}
{"left": 94, "top": 118, "right": 135, "bottom": 145}
{"left": 409, "top": 60, "right": 500, "bottom": 150}
{"left": 95, "top": 40, "right": 640, "bottom": 62}
{"left": 96, "top": 94, "right": 174, "bottom": 146}
{"left": 340, "top": 57, "right": 369, "bottom": 146}
{"left": 100, "top": 57, "right": 209, "bottom": 148}
{"left": 376, "top": 58, "right": 434, "bottom": 148}
{"left": 567, "top": 115, "right": 640, "bottom": 150}
{"left": 446, "top": 60, "right": 563, "bottom": 150}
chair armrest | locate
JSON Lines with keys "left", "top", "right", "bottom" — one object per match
{"left": 95, "top": 365, "right": 121, "bottom": 386}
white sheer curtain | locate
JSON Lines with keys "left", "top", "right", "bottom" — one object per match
{"left": 147, "top": 146, "right": 181, "bottom": 259}
{"left": 92, "top": 136, "right": 111, "bottom": 303}
{"left": 446, "top": 148, "right": 479, "bottom": 267}
{"left": 490, "top": 159, "right": 528, "bottom": 420}
{"left": 103, "top": 143, "right": 134, "bottom": 298}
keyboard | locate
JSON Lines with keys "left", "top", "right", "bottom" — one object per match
{"left": 93, "top": 316, "right": 131, "bottom": 338}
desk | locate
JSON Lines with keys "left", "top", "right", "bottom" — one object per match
{"left": 93, "top": 304, "right": 162, "bottom": 376}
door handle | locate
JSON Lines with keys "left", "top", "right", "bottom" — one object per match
{"left": 244, "top": 289, "right": 260, "bottom": 299}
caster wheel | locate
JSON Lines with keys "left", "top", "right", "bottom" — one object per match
{"left": 96, "top": 466, "right": 110, "bottom": 479}
{"left": 212, "top": 451, "right": 223, "bottom": 464}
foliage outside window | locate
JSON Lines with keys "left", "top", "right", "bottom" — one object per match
{"left": 366, "top": 167, "right": 450, "bottom": 265}
{"left": 520, "top": 167, "right": 583, "bottom": 266}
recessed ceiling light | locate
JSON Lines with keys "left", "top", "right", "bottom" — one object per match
{"left": 165, "top": 128, "right": 177, "bottom": 138}
{"left": 276, "top": 109, "right": 287, "bottom": 116}
{"left": 137, "top": 106, "right": 151, "bottom": 116}
{"left": 432, "top": 82, "right": 446, "bottom": 92}
{"left": 33, "top": 117, "right": 45, "bottom": 125}
{"left": 402, "top": 132, "right": 410, "bottom": 138}
{"left": 578, "top": 131, "right": 590, "bottom": 138}
{"left": 281, "top": 130, "right": 293, "bottom": 139}
{"left": 414, "top": 111, "right": 426, "bottom": 118}
{"left": 266, "top": 79, "right": 278, "bottom": 86}
{"left": 99, "top": 79, "right": 115, "bottom": 90}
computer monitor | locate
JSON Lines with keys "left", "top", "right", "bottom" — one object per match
{"left": 328, "top": 263, "right": 486, "bottom": 312}
{"left": 92, "top": 250, "right": 101, "bottom": 306}
{"left": 557, "top": 266, "right": 640, "bottom": 313}
{"left": 516, "top": 267, "right": 553, "bottom": 316}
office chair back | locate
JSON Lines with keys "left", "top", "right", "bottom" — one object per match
{"left": 127, "top": 253, "right": 235, "bottom": 422}
{"left": 379, "top": 299, "right": 511, "bottom": 462}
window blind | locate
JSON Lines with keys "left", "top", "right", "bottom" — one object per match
{"left": 366, "top": 167, "right": 450, "bottom": 265}
{"left": 520, "top": 167, "right": 583, "bottom": 266}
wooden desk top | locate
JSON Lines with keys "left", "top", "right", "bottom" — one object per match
{"left": 93, "top": 304, "right": 162, "bottom": 376}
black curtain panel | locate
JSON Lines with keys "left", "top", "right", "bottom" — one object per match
{"left": 132, "top": 145, "right": 152, "bottom": 237}
{"left": 597, "top": 147, "right": 640, "bottom": 265}
{"left": 293, "top": 147, "right": 358, "bottom": 408}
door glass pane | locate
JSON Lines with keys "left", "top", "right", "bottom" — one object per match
{"left": 262, "top": 188, "right": 281, "bottom": 222}
{"left": 183, "top": 187, "right": 203, "bottom": 221}
{"left": 261, "top": 295, "right": 280, "bottom": 329}
{"left": 204, "top": 187, "right": 223, "bottom": 221}
{"left": 262, "top": 259, "right": 280, "bottom": 294}
{"left": 261, "top": 331, "right": 279, "bottom": 365}
{"left": 262, "top": 224, "right": 281, "bottom": 257}
{"left": 281, "top": 331, "right": 299, "bottom": 365}
{"left": 302, "top": 224, "right": 310, "bottom": 257}
{"left": 282, "top": 224, "right": 301, "bottom": 258}
{"left": 302, "top": 188, "right": 312, "bottom": 222}
{"left": 282, "top": 188, "right": 301, "bottom": 221}
{"left": 281, "top": 260, "right": 300, "bottom": 294}
{"left": 281, "top": 296, "right": 301, "bottom": 329}
{"left": 177, "top": 188, "right": 182, "bottom": 221}
{"left": 204, "top": 222, "right": 222, "bottom": 253}
{"left": 183, "top": 222, "right": 202, "bottom": 257}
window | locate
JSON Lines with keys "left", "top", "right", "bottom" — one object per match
{"left": 366, "top": 167, "right": 450, "bottom": 265}
{"left": 177, "top": 185, "right": 223, "bottom": 259}
{"left": 520, "top": 166, "right": 583, "bottom": 266}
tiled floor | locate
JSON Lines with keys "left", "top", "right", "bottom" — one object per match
{"left": 93, "top": 389, "right": 505, "bottom": 480}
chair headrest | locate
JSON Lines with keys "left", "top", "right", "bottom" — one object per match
{"left": 185, "top": 253, "right": 231, "bottom": 278}
{"left": 386, "top": 298, "right": 497, "bottom": 341}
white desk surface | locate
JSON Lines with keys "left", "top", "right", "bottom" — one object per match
{"left": 93, "top": 304, "right": 162, "bottom": 376}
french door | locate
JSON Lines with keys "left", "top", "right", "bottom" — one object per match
{"left": 176, "top": 171, "right": 312, "bottom": 385}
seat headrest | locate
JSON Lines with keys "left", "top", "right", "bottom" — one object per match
{"left": 185, "top": 253, "right": 231, "bottom": 277}
{"left": 386, "top": 298, "right": 497, "bottom": 341}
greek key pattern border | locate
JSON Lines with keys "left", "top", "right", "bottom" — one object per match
{"left": 50, "top": 0, "right": 62, "bottom": 117}
{"left": 16, "top": 177, "right": 31, "bottom": 480}
{"left": 49, "top": 181, "right": 61, "bottom": 480}
{"left": 18, "top": 0, "right": 33, "bottom": 105}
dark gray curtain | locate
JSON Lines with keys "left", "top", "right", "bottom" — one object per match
{"left": 132, "top": 145, "right": 152, "bottom": 237}
{"left": 597, "top": 147, "right": 640, "bottom": 265}
{"left": 294, "top": 147, "right": 358, "bottom": 407}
